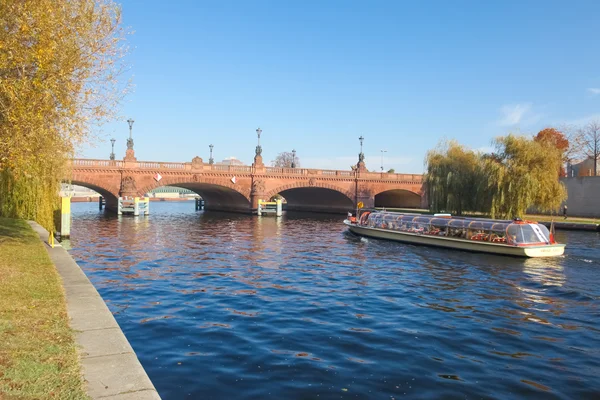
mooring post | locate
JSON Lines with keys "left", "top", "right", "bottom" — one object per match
{"left": 99, "top": 196, "right": 104, "bottom": 210}
{"left": 134, "top": 197, "right": 140, "bottom": 216}
{"left": 144, "top": 197, "right": 150, "bottom": 215}
{"left": 276, "top": 198, "right": 282, "bottom": 217}
{"left": 195, "top": 197, "right": 199, "bottom": 211}
{"left": 118, "top": 197, "right": 123, "bottom": 215}
{"left": 257, "top": 199, "right": 262, "bottom": 216}
{"left": 60, "top": 196, "right": 71, "bottom": 238}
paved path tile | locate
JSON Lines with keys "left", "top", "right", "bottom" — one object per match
{"left": 28, "top": 221, "right": 161, "bottom": 399}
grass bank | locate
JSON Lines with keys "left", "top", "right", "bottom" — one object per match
{"left": 0, "top": 218, "right": 87, "bottom": 399}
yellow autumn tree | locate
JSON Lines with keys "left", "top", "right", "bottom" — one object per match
{"left": 0, "top": 0, "right": 129, "bottom": 229}
{"left": 485, "top": 135, "right": 567, "bottom": 218}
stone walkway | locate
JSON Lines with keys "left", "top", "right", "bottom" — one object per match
{"left": 29, "top": 222, "right": 161, "bottom": 400}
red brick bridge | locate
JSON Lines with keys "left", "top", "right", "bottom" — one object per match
{"left": 69, "top": 151, "right": 425, "bottom": 214}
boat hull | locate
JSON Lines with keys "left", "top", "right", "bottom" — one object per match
{"left": 344, "top": 220, "right": 565, "bottom": 258}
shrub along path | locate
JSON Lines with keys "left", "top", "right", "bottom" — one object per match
{"left": 0, "top": 217, "right": 87, "bottom": 399}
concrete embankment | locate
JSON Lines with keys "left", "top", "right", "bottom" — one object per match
{"left": 538, "top": 221, "right": 600, "bottom": 232}
{"left": 28, "top": 222, "right": 161, "bottom": 400}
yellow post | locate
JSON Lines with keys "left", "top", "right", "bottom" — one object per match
{"left": 60, "top": 197, "right": 71, "bottom": 238}
{"left": 134, "top": 197, "right": 140, "bottom": 216}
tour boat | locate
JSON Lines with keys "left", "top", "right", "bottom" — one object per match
{"left": 344, "top": 210, "right": 565, "bottom": 258}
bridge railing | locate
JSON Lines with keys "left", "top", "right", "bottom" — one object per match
{"left": 71, "top": 159, "right": 124, "bottom": 167}
{"left": 210, "top": 164, "right": 252, "bottom": 172}
{"left": 362, "top": 172, "right": 423, "bottom": 182}
{"left": 136, "top": 161, "right": 187, "bottom": 169}
{"left": 70, "top": 158, "right": 423, "bottom": 181}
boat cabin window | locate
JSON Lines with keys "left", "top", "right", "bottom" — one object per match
{"left": 506, "top": 223, "right": 551, "bottom": 245}
{"left": 359, "top": 212, "right": 550, "bottom": 246}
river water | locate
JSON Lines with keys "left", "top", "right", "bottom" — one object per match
{"left": 67, "top": 202, "right": 600, "bottom": 399}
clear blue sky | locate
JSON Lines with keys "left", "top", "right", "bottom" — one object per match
{"left": 80, "top": 0, "right": 600, "bottom": 173}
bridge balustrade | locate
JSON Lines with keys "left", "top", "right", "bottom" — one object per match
{"left": 228, "top": 165, "right": 252, "bottom": 172}
{"left": 265, "top": 167, "right": 284, "bottom": 174}
{"left": 70, "top": 158, "right": 423, "bottom": 182}
{"left": 137, "top": 162, "right": 186, "bottom": 169}
{"left": 160, "top": 163, "right": 186, "bottom": 169}
{"left": 72, "top": 159, "right": 123, "bottom": 167}
{"left": 281, "top": 168, "right": 305, "bottom": 175}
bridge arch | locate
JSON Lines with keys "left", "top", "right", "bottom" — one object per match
{"left": 374, "top": 188, "right": 422, "bottom": 209}
{"left": 139, "top": 175, "right": 251, "bottom": 213}
{"left": 67, "top": 178, "right": 120, "bottom": 210}
{"left": 264, "top": 181, "right": 355, "bottom": 213}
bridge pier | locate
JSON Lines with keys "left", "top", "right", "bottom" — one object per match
{"left": 104, "top": 196, "right": 119, "bottom": 213}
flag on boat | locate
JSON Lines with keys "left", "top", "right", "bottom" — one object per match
{"left": 549, "top": 220, "right": 556, "bottom": 243}
{"left": 153, "top": 173, "right": 162, "bottom": 182}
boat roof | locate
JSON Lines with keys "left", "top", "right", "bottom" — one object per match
{"left": 363, "top": 209, "right": 520, "bottom": 224}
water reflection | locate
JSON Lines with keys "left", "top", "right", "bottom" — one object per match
{"left": 68, "top": 202, "right": 600, "bottom": 400}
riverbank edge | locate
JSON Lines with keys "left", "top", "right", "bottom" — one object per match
{"left": 27, "top": 221, "right": 161, "bottom": 400}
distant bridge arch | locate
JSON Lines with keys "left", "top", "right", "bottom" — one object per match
{"left": 373, "top": 188, "right": 423, "bottom": 209}
{"left": 265, "top": 181, "right": 355, "bottom": 213}
{"left": 67, "top": 177, "right": 120, "bottom": 210}
{"left": 138, "top": 175, "right": 251, "bottom": 213}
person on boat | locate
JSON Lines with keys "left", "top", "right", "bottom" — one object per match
{"left": 563, "top": 204, "right": 568, "bottom": 220}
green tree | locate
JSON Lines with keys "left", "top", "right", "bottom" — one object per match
{"left": 425, "top": 136, "right": 567, "bottom": 219}
{"left": 0, "top": 0, "right": 129, "bottom": 230}
{"left": 425, "top": 140, "right": 485, "bottom": 215}
{"left": 486, "top": 135, "right": 567, "bottom": 218}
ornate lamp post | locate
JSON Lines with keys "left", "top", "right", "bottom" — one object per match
{"left": 126, "top": 118, "right": 135, "bottom": 150}
{"left": 355, "top": 135, "right": 367, "bottom": 175}
{"left": 209, "top": 144, "right": 214, "bottom": 164}
{"left": 255, "top": 127, "right": 262, "bottom": 156}
{"left": 110, "top": 138, "right": 116, "bottom": 160}
{"left": 358, "top": 136, "right": 365, "bottom": 163}
{"left": 291, "top": 149, "right": 296, "bottom": 168}
{"left": 380, "top": 149, "right": 387, "bottom": 171}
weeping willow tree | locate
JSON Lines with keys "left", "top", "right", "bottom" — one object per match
{"left": 485, "top": 135, "right": 567, "bottom": 218}
{"left": 425, "top": 136, "right": 567, "bottom": 219}
{"left": 0, "top": 0, "right": 129, "bottom": 230}
{"left": 425, "top": 140, "right": 487, "bottom": 215}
